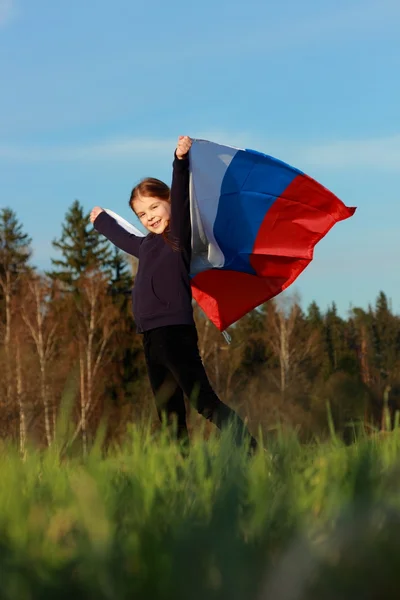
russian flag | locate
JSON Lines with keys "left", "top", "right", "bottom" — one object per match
{"left": 188, "top": 139, "right": 356, "bottom": 331}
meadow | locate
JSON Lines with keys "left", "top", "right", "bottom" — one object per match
{"left": 1, "top": 423, "right": 400, "bottom": 600}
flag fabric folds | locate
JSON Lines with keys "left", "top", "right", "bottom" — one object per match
{"left": 188, "top": 139, "right": 355, "bottom": 331}
{"left": 105, "top": 139, "right": 356, "bottom": 332}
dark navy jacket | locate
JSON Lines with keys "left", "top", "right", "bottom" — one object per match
{"left": 93, "top": 155, "right": 194, "bottom": 333}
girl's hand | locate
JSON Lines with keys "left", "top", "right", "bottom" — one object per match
{"left": 90, "top": 206, "right": 104, "bottom": 224}
{"left": 176, "top": 135, "right": 192, "bottom": 160}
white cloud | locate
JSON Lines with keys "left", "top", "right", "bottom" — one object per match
{"left": 0, "top": 132, "right": 252, "bottom": 163}
{"left": 0, "top": 136, "right": 176, "bottom": 162}
{"left": 201, "top": 133, "right": 400, "bottom": 172}
{"left": 0, "top": 0, "right": 16, "bottom": 27}
{"left": 295, "top": 135, "right": 400, "bottom": 171}
{"left": 1, "top": 132, "right": 400, "bottom": 172}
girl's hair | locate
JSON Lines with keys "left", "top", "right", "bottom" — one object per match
{"left": 129, "top": 178, "right": 180, "bottom": 250}
{"left": 129, "top": 178, "right": 170, "bottom": 208}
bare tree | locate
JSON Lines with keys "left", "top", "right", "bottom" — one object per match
{"left": 15, "top": 339, "right": 27, "bottom": 455}
{"left": 268, "top": 295, "right": 319, "bottom": 397}
{"left": 269, "top": 298, "right": 299, "bottom": 396}
{"left": 20, "top": 275, "right": 59, "bottom": 447}
{"left": 71, "top": 270, "right": 118, "bottom": 455}
{"left": 195, "top": 311, "right": 244, "bottom": 402}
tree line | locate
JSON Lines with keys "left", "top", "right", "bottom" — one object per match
{"left": 1, "top": 202, "right": 399, "bottom": 453}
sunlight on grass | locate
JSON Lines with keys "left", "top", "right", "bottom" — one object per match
{"left": 1, "top": 424, "right": 400, "bottom": 599}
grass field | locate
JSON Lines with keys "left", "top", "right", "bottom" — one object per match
{"left": 1, "top": 423, "right": 400, "bottom": 600}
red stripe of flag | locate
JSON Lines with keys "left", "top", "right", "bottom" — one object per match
{"left": 191, "top": 174, "right": 356, "bottom": 331}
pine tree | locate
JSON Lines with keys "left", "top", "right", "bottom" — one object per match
{"left": 323, "top": 303, "right": 343, "bottom": 375}
{"left": 306, "top": 301, "right": 323, "bottom": 328}
{"left": 0, "top": 207, "right": 33, "bottom": 337}
{"left": 0, "top": 208, "right": 32, "bottom": 282}
{"left": 47, "top": 200, "right": 112, "bottom": 288}
{"left": 373, "top": 291, "right": 399, "bottom": 382}
{"left": 103, "top": 245, "right": 144, "bottom": 409}
{"left": 323, "top": 303, "right": 359, "bottom": 378}
{"left": 351, "top": 308, "right": 371, "bottom": 376}
{"left": 0, "top": 208, "right": 33, "bottom": 404}
{"left": 109, "top": 246, "right": 133, "bottom": 298}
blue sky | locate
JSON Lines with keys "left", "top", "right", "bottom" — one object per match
{"left": 1, "top": 0, "right": 399, "bottom": 316}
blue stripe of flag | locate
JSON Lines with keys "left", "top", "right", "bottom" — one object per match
{"left": 213, "top": 149, "right": 302, "bottom": 274}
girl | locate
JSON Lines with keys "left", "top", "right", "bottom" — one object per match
{"left": 90, "top": 136, "right": 257, "bottom": 450}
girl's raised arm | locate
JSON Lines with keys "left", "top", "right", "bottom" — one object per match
{"left": 91, "top": 208, "right": 144, "bottom": 258}
{"left": 169, "top": 136, "right": 192, "bottom": 255}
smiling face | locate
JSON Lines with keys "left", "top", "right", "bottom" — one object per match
{"left": 133, "top": 195, "right": 171, "bottom": 234}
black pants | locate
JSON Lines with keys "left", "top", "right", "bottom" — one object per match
{"left": 143, "top": 324, "right": 256, "bottom": 447}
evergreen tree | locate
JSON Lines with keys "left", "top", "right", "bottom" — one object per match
{"left": 237, "top": 304, "right": 272, "bottom": 377}
{"left": 350, "top": 306, "right": 376, "bottom": 426}
{"left": 110, "top": 246, "right": 133, "bottom": 297}
{"left": 0, "top": 207, "right": 33, "bottom": 324}
{"left": 323, "top": 303, "right": 359, "bottom": 378}
{"left": 104, "top": 246, "right": 144, "bottom": 410}
{"left": 373, "top": 291, "right": 399, "bottom": 382}
{"left": 47, "top": 200, "right": 112, "bottom": 288}
{"left": 306, "top": 301, "right": 323, "bottom": 328}
{"left": 323, "top": 303, "right": 343, "bottom": 375}
{"left": 0, "top": 208, "right": 33, "bottom": 403}
{"left": 0, "top": 207, "right": 32, "bottom": 282}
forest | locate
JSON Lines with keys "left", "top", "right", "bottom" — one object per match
{"left": 1, "top": 202, "right": 399, "bottom": 452}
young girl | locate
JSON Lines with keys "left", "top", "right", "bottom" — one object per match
{"left": 90, "top": 136, "right": 257, "bottom": 450}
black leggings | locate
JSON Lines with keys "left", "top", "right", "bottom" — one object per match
{"left": 143, "top": 324, "right": 256, "bottom": 447}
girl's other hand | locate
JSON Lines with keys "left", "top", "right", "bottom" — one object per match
{"left": 176, "top": 136, "right": 192, "bottom": 160}
{"left": 90, "top": 206, "right": 104, "bottom": 224}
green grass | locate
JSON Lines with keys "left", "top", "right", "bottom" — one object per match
{"left": 1, "top": 425, "right": 400, "bottom": 599}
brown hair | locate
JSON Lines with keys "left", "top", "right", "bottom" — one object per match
{"left": 129, "top": 178, "right": 180, "bottom": 250}
{"left": 129, "top": 177, "right": 170, "bottom": 207}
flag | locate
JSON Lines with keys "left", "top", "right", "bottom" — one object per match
{"left": 104, "top": 139, "right": 356, "bottom": 332}
{"left": 188, "top": 139, "right": 356, "bottom": 331}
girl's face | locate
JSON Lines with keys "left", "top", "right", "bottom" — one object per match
{"left": 133, "top": 196, "right": 171, "bottom": 234}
